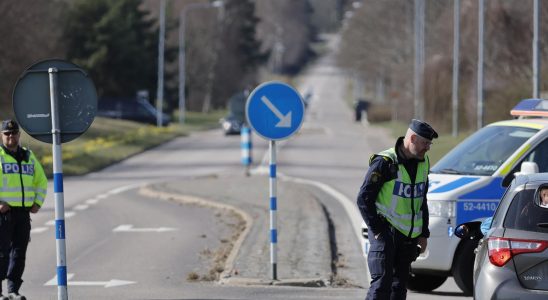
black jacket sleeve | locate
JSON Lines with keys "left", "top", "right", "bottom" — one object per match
{"left": 421, "top": 179, "right": 430, "bottom": 238}
{"left": 356, "top": 156, "right": 393, "bottom": 236}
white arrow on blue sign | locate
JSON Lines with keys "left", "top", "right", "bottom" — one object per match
{"left": 246, "top": 81, "right": 305, "bottom": 140}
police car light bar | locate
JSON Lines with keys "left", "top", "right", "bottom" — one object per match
{"left": 510, "top": 99, "right": 548, "bottom": 117}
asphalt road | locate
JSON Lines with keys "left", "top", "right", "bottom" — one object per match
{"left": 22, "top": 130, "right": 250, "bottom": 299}
{"left": 16, "top": 34, "right": 473, "bottom": 300}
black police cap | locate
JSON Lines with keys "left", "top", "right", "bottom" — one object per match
{"left": 1, "top": 119, "right": 19, "bottom": 132}
{"left": 409, "top": 119, "right": 438, "bottom": 140}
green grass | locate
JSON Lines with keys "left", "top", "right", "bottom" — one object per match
{"left": 178, "top": 110, "right": 226, "bottom": 130}
{"left": 20, "top": 111, "right": 226, "bottom": 177}
{"left": 371, "top": 121, "right": 472, "bottom": 165}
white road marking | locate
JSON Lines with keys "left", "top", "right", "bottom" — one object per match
{"left": 113, "top": 224, "right": 177, "bottom": 233}
{"left": 39, "top": 184, "right": 145, "bottom": 232}
{"left": 108, "top": 183, "right": 142, "bottom": 195}
{"left": 31, "top": 227, "right": 48, "bottom": 234}
{"left": 45, "top": 211, "right": 77, "bottom": 226}
{"left": 86, "top": 198, "right": 99, "bottom": 205}
{"left": 45, "top": 273, "right": 135, "bottom": 288}
{"left": 279, "top": 174, "right": 363, "bottom": 245}
{"left": 73, "top": 204, "right": 89, "bottom": 211}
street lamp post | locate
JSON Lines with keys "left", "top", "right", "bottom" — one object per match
{"left": 157, "top": 0, "right": 166, "bottom": 127}
{"left": 414, "top": 0, "right": 425, "bottom": 120}
{"left": 533, "top": 0, "right": 540, "bottom": 99}
{"left": 477, "top": 0, "right": 484, "bottom": 130}
{"left": 178, "top": 0, "right": 224, "bottom": 124}
{"left": 452, "top": 0, "right": 460, "bottom": 137}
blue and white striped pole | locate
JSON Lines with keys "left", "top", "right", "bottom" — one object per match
{"left": 49, "top": 68, "right": 68, "bottom": 300}
{"left": 269, "top": 140, "right": 277, "bottom": 280}
{"left": 241, "top": 125, "right": 252, "bottom": 176}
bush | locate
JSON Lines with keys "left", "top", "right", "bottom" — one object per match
{"left": 367, "top": 103, "right": 392, "bottom": 123}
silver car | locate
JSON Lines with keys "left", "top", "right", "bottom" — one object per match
{"left": 455, "top": 172, "right": 548, "bottom": 299}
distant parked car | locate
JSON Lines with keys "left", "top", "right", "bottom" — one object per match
{"left": 98, "top": 97, "right": 171, "bottom": 126}
{"left": 220, "top": 90, "right": 247, "bottom": 135}
{"left": 455, "top": 170, "right": 548, "bottom": 299}
{"left": 219, "top": 116, "right": 244, "bottom": 135}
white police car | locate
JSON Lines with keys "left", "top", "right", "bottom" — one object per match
{"left": 362, "top": 99, "right": 548, "bottom": 295}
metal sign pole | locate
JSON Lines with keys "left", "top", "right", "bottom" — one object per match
{"left": 245, "top": 81, "right": 305, "bottom": 282}
{"left": 48, "top": 67, "right": 68, "bottom": 300}
{"left": 269, "top": 140, "right": 278, "bottom": 280}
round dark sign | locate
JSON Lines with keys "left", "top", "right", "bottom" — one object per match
{"left": 12, "top": 59, "right": 97, "bottom": 143}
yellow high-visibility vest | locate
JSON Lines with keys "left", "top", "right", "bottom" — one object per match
{"left": 371, "top": 148, "right": 429, "bottom": 238}
{"left": 0, "top": 147, "right": 47, "bottom": 208}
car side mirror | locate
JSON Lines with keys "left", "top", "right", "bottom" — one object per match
{"left": 503, "top": 161, "right": 540, "bottom": 187}
{"left": 455, "top": 221, "right": 483, "bottom": 239}
{"left": 519, "top": 162, "right": 539, "bottom": 174}
{"left": 454, "top": 224, "right": 471, "bottom": 239}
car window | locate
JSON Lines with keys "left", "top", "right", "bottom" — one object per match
{"left": 431, "top": 125, "right": 538, "bottom": 176}
{"left": 503, "top": 189, "right": 548, "bottom": 233}
{"left": 137, "top": 106, "right": 151, "bottom": 117}
{"left": 490, "top": 182, "right": 515, "bottom": 229}
{"left": 518, "top": 138, "right": 548, "bottom": 173}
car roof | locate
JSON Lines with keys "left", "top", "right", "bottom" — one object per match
{"left": 489, "top": 118, "right": 548, "bottom": 130}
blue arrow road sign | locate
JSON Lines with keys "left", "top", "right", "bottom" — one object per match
{"left": 246, "top": 81, "right": 305, "bottom": 140}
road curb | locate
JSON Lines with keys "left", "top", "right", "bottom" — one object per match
{"left": 139, "top": 185, "right": 254, "bottom": 283}
{"left": 221, "top": 277, "right": 328, "bottom": 288}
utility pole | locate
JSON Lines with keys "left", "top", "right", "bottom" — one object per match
{"left": 414, "top": 0, "right": 425, "bottom": 120}
{"left": 452, "top": 0, "right": 460, "bottom": 137}
{"left": 477, "top": 0, "right": 484, "bottom": 129}
{"left": 533, "top": 0, "right": 541, "bottom": 98}
{"left": 273, "top": 25, "right": 285, "bottom": 74}
{"left": 178, "top": 1, "right": 224, "bottom": 124}
{"left": 201, "top": 1, "right": 225, "bottom": 113}
{"left": 156, "top": 0, "right": 166, "bottom": 127}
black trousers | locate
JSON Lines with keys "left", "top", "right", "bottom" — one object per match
{"left": 366, "top": 224, "right": 418, "bottom": 300}
{"left": 0, "top": 208, "right": 30, "bottom": 293}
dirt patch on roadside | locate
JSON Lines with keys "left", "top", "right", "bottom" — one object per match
{"left": 139, "top": 184, "right": 251, "bottom": 283}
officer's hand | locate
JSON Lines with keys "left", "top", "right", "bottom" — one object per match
{"left": 30, "top": 203, "right": 40, "bottom": 214}
{"left": 0, "top": 203, "right": 9, "bottom": 214}
{"left": 418, "top": 237, "right": 427, "bottom": 253}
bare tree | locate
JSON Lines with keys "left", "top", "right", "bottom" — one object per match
{"left": 0, "top": 0, "right": 65, "bottom": 118}
{"left": 338, "top": 0, "right": 548, "bottom": 132}
{"left": 255, "top": 0, "right": 315, "bottom": 74}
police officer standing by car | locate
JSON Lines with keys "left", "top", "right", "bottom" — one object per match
{"left": 357, "top": 119, "right": 438, "bottom": 300}
{"left": 0, "top": 120, "right": 47, "bottom": 300}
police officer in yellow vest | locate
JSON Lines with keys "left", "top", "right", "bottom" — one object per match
{"left": 357, "top": 119, "right": 437, "bottom": 300}
{"left": 0, "top": 120, "right": 47, "bottom": 300}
